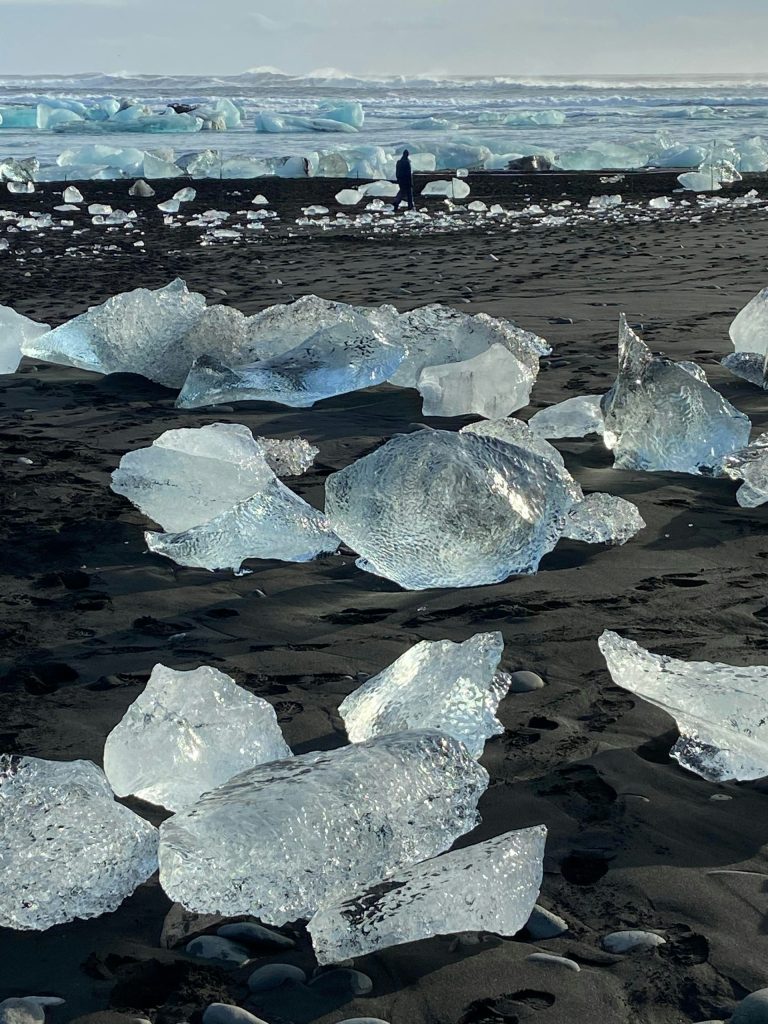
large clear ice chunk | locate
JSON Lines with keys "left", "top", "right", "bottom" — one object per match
{"left": 158, "top": 730, "right": 489, "bottom": 924}
{"left": 0, "top": 756, "right": 157, "bottom": 930}
{"left": 730, "top": 287, "right": 768, "bottom": 356}
{"left": 103, "top": 664, "right": 292, "bottom": 812}
{"left": 308, "top": 826, "right": 546, "bottom": 964}
{"left": 0, "top": 305, "right": 50, "bottom": 374}
{"left": 528, "top": 395, "right": 605, "bottom": 439}
{"left": 417, "top": 344, "right": 537, "bottom": 419}
{"left": 721, "top": 432, "right": 768, "bottom": 507}
{"left": 599, "top": 631, "right": 768, "bottom": 782}
{"left": 562, "top": 493, "right": 646, "bottom": 545}
{"left": 340, "top": 632, "right": 510, "bottom": 759}
{"left": 601, "top": 316, "right": 750, "bottom": 474}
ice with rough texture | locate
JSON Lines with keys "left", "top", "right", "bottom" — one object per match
{"left": 112, "top": 423, "right": 338, "bottom": 572}
{"left": 254, "top": 436, "right": 318, "bottom": 476}
{"left": 159, "top": 730, "right": 489, "bottom": 924}
{"left": 340, "top": 633, "right": 510, "bottom": 759}
{"left": 325, "top": 428, "right": 582, "bottom": 589}
{"left": 729, "top": 287, "right": 768, "bottom": 356}
{"left": 417, "top": 343, "right": 537, "bottom": 419}
{"left": 721, "top": 432, "right": 768, "bottom": 506}
{"left": 0, "top": 305, "right": 50, "bottom": 374}
{"left": 599, "top": 630, "right": 768, "bottom": 782}
{"left": 0, "top": 756, "right": 157, "bottom": 930}
{"left": 308, "top": 826, "right": 546, "bottom": 964}
{"left": 421, "top": 179, "right": 471, "bottom": 199}
{"left": 104, "top": 664, "right": 291, "bottom": 812}
{"left": 562, "top": 492, "right": 646, "bottom": 545}
{"left": 176, "top": 322, "right": 405, "bottom": 409}
{"left": 722, "top": 351, "right": 768, "bottom": 389}
{"left": 601, "top": 316, "right": 750, "bottom": 474}
{"left": 62, "top": 185, "right": 83, "bottom": 203}
{"left": 528, "top": 395, "right": 605, "bottom": 438}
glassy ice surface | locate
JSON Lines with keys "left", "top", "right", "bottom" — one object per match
{"left": 730, "top": 287, "right": 768, "bottom": 359}
{"left": 0, "top": 305, "right": 50, "bottom": 374}
{"left": 528, "top": 395, "right": 605, "bottom": 439}
{"left": 601, "top": 316, "right": 750, "bottom": 474}
{"left": 421, "top": 179, "right": 471, "bottom": 198}
{"left": 417, "top": 344, "right": 536, "bottom": 419}
{"left": 599, "top": 631, "right": 768, "bottom": 781}
{"left": 0, "top": 756, "right": 158, "bottom": 930}
{"left": 309, "top": 826, "right": 546, "bottom": 964}
{"left": 159, "top": 731, "right": 489, "bottom": 924}
{"left": 176, "top": 323, "right": 405, "bottom": 410}
{"left": 325, "top": 428, "right": 580, "bottom": 590}
{"left": 340, "top": 633, "right": 510, "bottom": 759}
{"left": 103, "top": 664, "right": 292, "bottom": 812}
{"left": 254, "top": 437, "right": 318, "bottom": 476}
{"left": 563, "top": 493, "right": 646, "bottom": 545}
{"left": 722, "top": 351, "right": 768, "bottom": 389}
{"left": 721, "top": 432, "right": 768, "bottom": 507}
{"left": 459, "top": 417, "right": 573, "bottom": 475}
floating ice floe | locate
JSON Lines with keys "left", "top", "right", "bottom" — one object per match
{"left": 528, "top": 395, "right": 605, "bottom": 438}
{"left": 159, "top": 730, "right": 489, "bottom": 923}
{"left": 599, "top": 631, "right": 768, "bottom": 782}
{"left": 103, "top": 664, "right": 291, "bottom": 812}
{"left": 309, "top": 825, "right": 546, "bottom": 964}
{"left": 0, "top": 755, "right": 157, "bottom": 930}
{"left": 0, "top": 305, "right": 50, "bottom": 374}
{"left": 340, "top": 632, "right": 510, "bottom": 759}
{"left": 111, "top": 423, "right": 338, "bottom": 572}
{"left": 602, "top": 315, "right": 750, "bottom": 474}
{"left": 325, "top": 425, "right": 643, "bottom": 590}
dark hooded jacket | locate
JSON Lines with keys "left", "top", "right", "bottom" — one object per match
{"left": 395, "top": 153, "right": 413, "bottom": 188}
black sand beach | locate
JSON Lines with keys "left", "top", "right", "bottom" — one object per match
{"left": 2, "top": 173, "right": 768, "bottom": 1024}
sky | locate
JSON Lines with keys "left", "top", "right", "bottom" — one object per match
{"left": 0, "top": 0, "right": 767, "bottom": 77}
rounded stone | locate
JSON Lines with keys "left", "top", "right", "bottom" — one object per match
{"left": 527, "top": 952, "right": 580, "bottom": 972}
{"left": 602, "top": 930, "right": 666, "bottom": 954}
{"left": 203, "top": 1007, "right": 269, "bottom": 1024}
{"left": 309, "top": 968, "right": 374, "bottom": 996}
{"left": 732, "top": 988, "right": 768, "bottom": 1024}
{"left": 508, "top": 671, "right": 546, "bottom": 693}
{"left": 217, "top": 922, "right": 295, "bottom": 951}
{"left": 338, "top": 1020, "right": 391, "bottom": 1024}
{"left": 247, "top": 964, "right": 306, "bottom": 993}
{"left": 525, "top": 905, "right": 568, "bottom": 939}
{"left": 186, "top": 935, "right": 251, "bottom": 964}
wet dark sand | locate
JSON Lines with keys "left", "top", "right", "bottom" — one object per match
{"left": 2, "top": 174, "right": 768, "bottom": 1024}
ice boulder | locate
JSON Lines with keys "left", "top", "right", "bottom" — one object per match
{"left": 729, "top": 286, "right": 768, "bottom": 356}
{"left": 677, "top": 170, "right": 721, "bottom": 192}
{"left": 62, "top": 185, "right": 83, "bottom": 204}
{"left": 0, "top": 755, "right": 157, "bottom": 930}
{"left": 416, "top": 342, "right": 539, "bottom": 418}
{"left": 421, "top": 179, "right": 471, "bottom": 199}
{"left": 528, "top": 395, "right": 605, "bottom": 438}
{"left": 599, "top": 631, "right": 768, "bottom": 782}
{"left": 159, "top": 730, "right": 489, "bottom": 923}
{"left": 361, "top": 180, "right": 399, "bottom": 197}
{"left": 601, "top": 316, "right": 750, "bottom": 474}
{"left": 318, "top": 100, "right": 365, "bottom": 129}
{"left": 309, "top": 826, "right": 546, "bottom": 963}
{"left": 111, "top": 422, "right": 338, "bottom": 572}
{"left": 340, "top": 632, "right": 510, "bottom": 758}
{"left": 0, "top": 305, "right": 50, "bottom": 374}
{"left": 104, "top": 664, "right": 291, "bottom": 811}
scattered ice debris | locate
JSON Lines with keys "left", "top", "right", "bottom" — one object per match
{"left": 601, "top": 315, "right": 750, "bottom": 475}
{"left": 103, "top": 664, "right": 291, "bottom": 812}
{"left": 528, "top": 394, "right": 605, "bottom": 438}
{"left": 111, "top": 423, "right": 339, "bottom": 572}
{"left": 649, "top": 196, "right": 672, "bottom": 210}
{"left": 421, "top": 178, "right": 471, "bottom": 199}
{"left": 588, "top": 194, "right": 622, "bottom": 210}
{"left": 308, "top": 826, "right": 546, "bottom": 964}
{"left": 7, "top": 181, "right": 34, "bottom": 194}
{"left": 599, "top": 630, "right": 768, "bottom": 782}
{"left": 720, "top": 433, "right": 768, "bottom": 506}
{"left": 602, "top": 930, "right": 666, "bottom": 953}
{"left": 129, "top": 178, "right": 155, "bottom": 197}
{"left": 0, "top": 304, "right": 50, "bottom": 373}
{"left": 62, "top": 185, "right": 83, "bottom": 203}
{"left": 340, "top": 632, "right": 510, "bottom": 759}
{"left": 159, "top": 730, "right": 489, "bottom": 924}
{"left": 88, "top": 203, "right": 112, "bottom": 215}
{"left": 0, "top": 755, "right": 157, "bottom": 930}
{"left": 335, "top": 187, "right": 364, "bottom": 205}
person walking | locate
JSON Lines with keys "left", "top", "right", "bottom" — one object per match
{"left": 393, "top": 149, "right": 414, "bottom": 211}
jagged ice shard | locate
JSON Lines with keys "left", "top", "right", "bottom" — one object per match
{"left": 528, "top": 395, "right": 605, "bottom": 439}
{"left": 0, "top": 305, "right": 50, "bottom": 374}
{"left": 159, "top": 731, "right": 489, "bottom": 924}
{"left": 722, "top": 288, "right": 768, "bottom": 389}
{"left": 601, "top": 316, "right": 750, "bottom": 474}
{"left": 599, "top": 631, "right": 768, "bottom": 782}
{"left": 111, "top": 423, "right": 338, "bottom": 572}
{"left": 176, "top": 321, "right": 405, "bottom": 409}
{"left": 103, "top": 664, "right": 292, "bottom": 812}
{"left": 721, "top": 432, "right": 768, "bottom": 507}
{"left": 340, "top": 633, "right": 510, "bottom": 759}
{"left": 308, "top": 826, "right": 546, "bottom": 964}
{"left": 0, "top": 756, "right": 158, "bottom": 930}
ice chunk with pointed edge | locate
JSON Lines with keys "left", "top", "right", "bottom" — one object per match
{"left": 20, "top": 279, "right": 207, "bottom": 387}
{"left": 730, "top": 287, "right": 768, "bottom": 356}
{"left": 722, "top": 351, "right": 768, "bottom": 389}
{"left": 309, "top": 826, "right": 545, "bottom": 964}
{"left": 0, "top": 306, "right": 50, "bottom": 374}
{"left": 174, "top": 187, "right": 197, "bottom": 202}
{"left": 340, "top": 633, "right": 509, "bottom": 759}
{"left": 159, "top": 730, "right": 489, "bottom": 924}
{"left": 599, "top": 630, "right": 768, "bottom": 781}
{"left": 0, "top": 157, "right": 38, "bottom": 183}
{"left": 601, "top": 316, "right": 750, "bottom": 474}
{"left": 129, "top": 179, "right": 156, "bottom": 197}
{"left": 528, "top": 395, "right": 605, "bottom": 438}
{"left": 562, "top": 493, "right": 645, "bottom": 545}
{"left": 417, "top": 343, "right": 537, "bottom": 419}
{"left": 421, "top": 179, "right": 471, "bottom": 199}
{"left": 104, "top": 664, "right": 291, "bottom": 812}
{"left": 176, "top": 322, "right": 405, "bottom": 410}
{"left": 677, "top": 171, "right": 722, "bottom": 192}
{"left": 62, "top": 185, "right": 83, "bottom": 204}
{"left": 0, "top": 755, "right": 157, "bottom": 930}
{"left": 721, "top": 432, "right": 768, "bottom": 507}
{"left": 319, "top": 101, "right": 365, "bottom": 129}
{"left": 325, "top": 428, "right": 581, "bottom": 590}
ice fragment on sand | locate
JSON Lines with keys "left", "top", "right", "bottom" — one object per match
{"left": 729, "top": 286, "right": 768, "bottom": 356}
{"left": 253, "top": 436, "right": 318, "bottom": 476}
{"left": 0, "top": 756, "right": 157, "bottom": 930}
{"left": 421, "top": 179, "right": 471, "bottom": 199}
{"left": 159, "top": 730, "right": 489, "bottom": 923}
{"left": 335, "top": 188, "right": 363, "bottom": 205}
{"left": 601, "top": 316, "right": 750, "bottom": 474}
{"left": 62, "top": 185, "right": 83, "bottom": 203}
{"left": 308, "top": 826, "right": 546, "bottom": 964}
{"left": 340, "top": 632, "right": 510, "bottom": 759}
{"left": 0, "top": 305, "right": 50, "bottom": 374}
{"left": 599, "top": 630, "right": 768, "bottom": 781}
{"left": 721, "top": 432, "right": 768, "bottom": 506}
{"left": 721, "top": 352, "right": 768, "bottom": 389}
{"left": 129, "top": 179, "right": 156, "bottom": 197}
{"left": 417, "top": 343, "right": 538, "bottom": 419}
{"left": 562, "top": 493, "right": 646, "bottom": 545}
{"left": 104, "top": 664, "right": 291, "bottom": 812}
{"left": 528, "top": 395, "right": 605, "bottom": 438}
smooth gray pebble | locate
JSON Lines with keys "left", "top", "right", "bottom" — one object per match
{"left": 247, "top": 964, "right": 306, "bottom": 993}
{"left": 732, "top": 987, "right": 768, "bottom": 1023}
{"left": 508, "top": 670, "right": 546, "bottom": 693}
{"left": 527, "top": 953, "right": 580, "bottom": 972}
{"left": 186, "top": 936, "right": 251, "bottom": 964}
{"left": 525, "top": 905, "right": 568, "bottom": 939}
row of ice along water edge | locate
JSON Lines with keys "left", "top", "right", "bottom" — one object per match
{"left": 5, "top": 276, "right": 768, "bottom": 1019}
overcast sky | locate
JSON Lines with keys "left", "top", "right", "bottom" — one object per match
{"left": 0, "top": 0, "right": 766, "bottom": 78}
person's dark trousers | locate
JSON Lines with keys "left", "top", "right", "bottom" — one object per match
{"left": 393, "top": 184, "right": 414, "bottom": 211}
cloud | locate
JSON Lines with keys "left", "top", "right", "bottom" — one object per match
{"left": 0, "top": 0, "right": 128, "bottom": 5}
{"left": 249, "top": 11, "right": 285, "bottom": 31}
